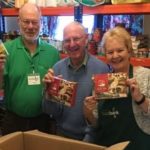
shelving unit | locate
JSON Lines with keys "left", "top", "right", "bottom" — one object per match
{"left": 1, "top": 3, "right": 150, "bottom": 16}
{"left": 96, "top": 56, "right": 150, "bottom": 67}
{"left": 1, "top": 3, "right": 150, "bottom": 67}
{"left": 83, "top": 3, "right": 150, "bottom": 15}
{"left": 60, "top": 54, "right": 150, "bottom": 67}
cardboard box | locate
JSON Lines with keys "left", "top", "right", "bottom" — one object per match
{"left": 0, "top": 130, "right": 129, "bottom": 150}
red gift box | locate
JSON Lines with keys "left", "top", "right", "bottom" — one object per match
{"left": 46, "top": 77, "right": 77, "bottom": 107}
{"left": 93, "top": 72, "right": 128, "bottom": 99}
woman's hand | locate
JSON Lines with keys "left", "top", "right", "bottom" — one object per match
{"left": 126, "top": 78, "right": 143, "bottom": 102}
{"left": 127, "top": 78, "right": 149, "bottom": 113}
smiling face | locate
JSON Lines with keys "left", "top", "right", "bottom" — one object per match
{"left": 18, "top": 3, "right": 41, "bottom": 43}
{"left": 102, "top": 27, "right": 132, "bottom": 73}
{"left": 63, "top": 22, "right": 88, "bottom": 66}
{"left": 105, "top": 37, "right": 131, "bottom": 73}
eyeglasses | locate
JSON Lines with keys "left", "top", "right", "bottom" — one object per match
{"left": 105, "top": 48, "right": 127, "bottom": 55}
{"left": 20, "top": 19, "right": 40, "bottom": 26}
{"left": 63, "top": 37, "right": 83, "bottom": 45}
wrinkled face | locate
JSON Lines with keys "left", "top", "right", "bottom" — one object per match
{"left": 63, "top": 25, "right": 87, "bottom": 62}
{"left": 18, "top": 10, "right": 41, "bottom": 43}
{"left": 105, "top": 38, "right": 131, "bottom": 73}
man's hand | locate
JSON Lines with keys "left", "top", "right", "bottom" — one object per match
{"left": 83, "top": 96, "right": 98, "bottom": 125}
{"left": 43, "top": 69, "right": 55, "bottom": 83}
{"left": 0, "top": 54, "right": 6, "bottom": 72}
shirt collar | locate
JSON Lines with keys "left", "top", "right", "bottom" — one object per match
{"left": 16, "top": 36, "right": 44, "bottom": 53}
{"left": 67, "top": 52, "right": 89, "bottom": 70}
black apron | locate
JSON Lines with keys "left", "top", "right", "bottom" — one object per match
{"left": 94, "top": 65, "right": 150, "bottom": 150}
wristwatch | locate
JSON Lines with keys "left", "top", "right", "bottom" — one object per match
{"left": 135, "top": 94, "right": 145, "bottom": 105}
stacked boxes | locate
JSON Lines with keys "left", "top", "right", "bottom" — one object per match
{"left": 131, "top": 35, "right": 149, "bottom": 58}
{"left": 112, "top": 0, "right": 150, "bottom": 4}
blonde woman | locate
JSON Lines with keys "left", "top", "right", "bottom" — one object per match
{"left": 84, "top": 26, "right": 150, "bottom": 150}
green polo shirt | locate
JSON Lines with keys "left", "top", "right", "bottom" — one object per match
{"left": 4, "top": 36, "right": 60, "bottom": 117}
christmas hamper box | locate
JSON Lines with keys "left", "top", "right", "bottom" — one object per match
{"left": 111, "top": 0, "right": 150, "bottom": 4}
{"left": 46, "top": 77, "right": 77, "bottom": 107}
{"left": 93, "top": 72, "right": 128, "bottom": 99}
{"left": 0, "top": 130, "right": 129, "bottom": 150}
{"left": 0, "top": 40, "right": 9, "bottom": 55}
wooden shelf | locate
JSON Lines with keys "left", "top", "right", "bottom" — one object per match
{"left": 97, "top": 56, "right": 150, "bottom": 67}
{"left": 1, "top": 3, "right": 150, "bottom": 16}
{"left": 83, "top": 3, "right": 150, "bottom": 15}
{"left": 1, "top": 7, "right": 74, "bottom": 16}
{"left": 60, "top": 54, "right": 150, "bottom": 67}
{"left": 130, "top": 57, "right": 150, "bottom": 67}
{"left": 1, "top": 8, "right": 19, "bottom": 16}
{"left": 95, "top": 56, "right": 150, "bottom": 67}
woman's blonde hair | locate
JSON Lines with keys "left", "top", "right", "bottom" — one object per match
{"left": 102, "top": 26, "right": 133, "bottom": 53}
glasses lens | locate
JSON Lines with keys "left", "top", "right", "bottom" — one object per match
{"left": 21, "top": 19, "right": 39, "bottom": 26}
{"left": 64, "top": 37, "right": 83, "bottom": 44}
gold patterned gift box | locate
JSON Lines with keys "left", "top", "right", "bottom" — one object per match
{"left": 93, "top": 72, "right": 128, "bottom": 99}
{"left": 46, "top": 77, "right": 77, "bottom": 107}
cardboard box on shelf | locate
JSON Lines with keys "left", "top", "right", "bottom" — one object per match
{"left": 0, "top": 130, "right": 129, "bottom": 150}
{"left": 111, "top": 0, "right": 149, "bottom": 4}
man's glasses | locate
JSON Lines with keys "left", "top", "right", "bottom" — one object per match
{"left": 20, "top": 19, "right": 40, "bottom": 26}
{"left": 63, "top": 37, "right": 83, "bottom": 45}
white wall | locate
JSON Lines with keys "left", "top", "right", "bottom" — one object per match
{"left": 5, "top": 17, "right": 19, "bottom": 32}
{"left": 4, "top": 15, "right": 150, "bottom": 43}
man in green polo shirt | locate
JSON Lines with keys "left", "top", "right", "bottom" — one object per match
{"left": 0, "top": 3, "right": 60, "bottom": 135}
